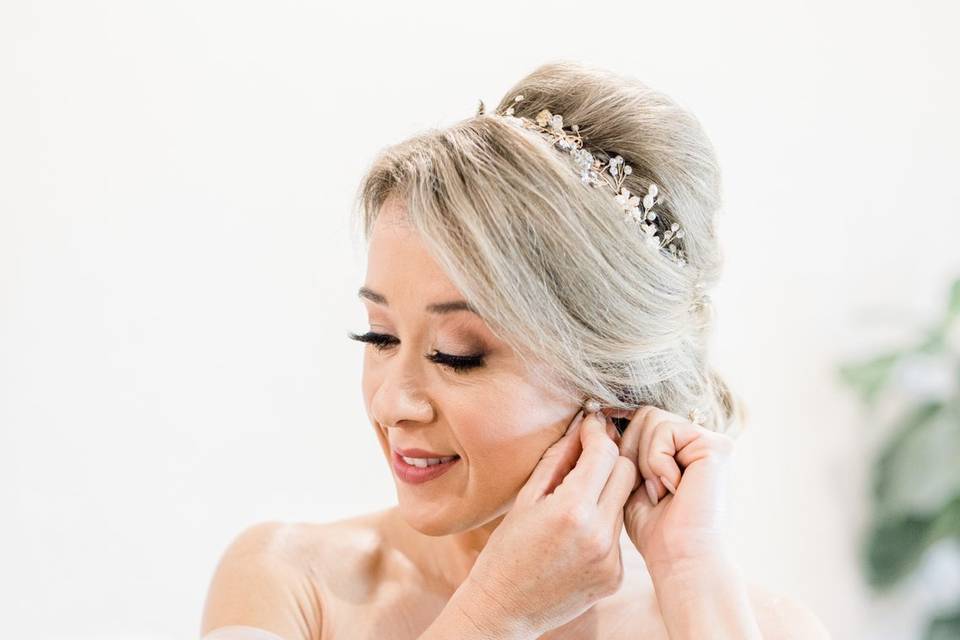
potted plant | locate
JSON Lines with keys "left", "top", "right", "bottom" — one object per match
{"left": 837, "top": 277, "right": 960, "bottom": 639}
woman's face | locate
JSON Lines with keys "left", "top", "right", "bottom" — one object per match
{"left": 358, "top": 199, "right": 580, "bottom": 536}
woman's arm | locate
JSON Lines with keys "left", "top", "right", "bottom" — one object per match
{"left": 648, "top": 552, "right": 831, "bottom": 639}
{"left": 648, "top": 553, "right": 762, "bottom": 640}
{"left": 416, "top": 575, "right": 537, "bottom": 640}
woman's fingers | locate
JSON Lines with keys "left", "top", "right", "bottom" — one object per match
{"left": 643, "top": 421, "right": 691, "bottom": 501}
{"left": 604, "top": 418, "right": 621, "bottom": 446}
{"left": 636, "top": 411, "right": 661, "bottom": 497}
{"left": 616, "top": 406, "right": 647, "bottom": 475}
{"left": 617, "top": 406, "right": 702, "bottom": 504}
{"left": 554, "top": 412, "right": 622, "bottom": 503}
{"left": 516, "top": 410, "right": 586, "bottom": 505}
{"left": 614, "top": 407, "right": 660, "bottom": 501}
{"left": 597, "top": 447, "right": 638, "bottom": 527}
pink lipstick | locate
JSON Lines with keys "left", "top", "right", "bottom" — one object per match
{"left": 392, "top": 450, "right": 461, "bottom": 484}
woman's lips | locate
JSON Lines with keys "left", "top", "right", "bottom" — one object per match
{"left": 392, "top": 450, "right": 461, "bottom": 484}
{"left": 394, "top": 446, "right": 457, "bottom": 458}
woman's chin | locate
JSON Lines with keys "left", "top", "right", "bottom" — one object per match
{"left": 396, "top": 500, "right": 460, "bottom": 536}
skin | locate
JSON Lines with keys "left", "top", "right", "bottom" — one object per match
{"left": 358, "top": 196, "right": 582, "bottom": 592}
{"left": 201, "top": 194, "right": 831, "bottom": 639}
{"left": 354, "top": 197, "right": 828, "bottom": 639}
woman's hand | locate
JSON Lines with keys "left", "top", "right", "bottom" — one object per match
{"left": 607, "top": 406, "right": 770, "bottom": 639}
{"left": 610, "top": 405, "right": 736, "bottom": 576}
{"left": 455, "top": 409, "right": 638, "bottom": 639}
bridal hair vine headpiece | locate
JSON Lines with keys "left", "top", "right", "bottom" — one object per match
{"left": 478, "top": 94, "right": 688, "bottom": 268}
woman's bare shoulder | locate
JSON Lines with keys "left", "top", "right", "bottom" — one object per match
{"left": 201, "top": 511, "right": 392, "bottom": 640}
{"left": 293, "top": 509, "right": 396, "bottom": 589}
{"left": 201, "top": 520, "right": 323, "bottom": 640}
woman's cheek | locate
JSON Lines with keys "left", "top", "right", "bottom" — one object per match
{"left": 460, "top": 387, "right": 569, "bottom": 472}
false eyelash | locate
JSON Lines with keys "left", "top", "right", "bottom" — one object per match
{"left": 347, "top": 331, "right": 486, "bottom": 373}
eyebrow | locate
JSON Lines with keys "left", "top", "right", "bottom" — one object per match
{"left": 357, "top": 286, "right": 480, "bottom": 316}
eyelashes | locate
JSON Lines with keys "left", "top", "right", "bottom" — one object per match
{"left": 347, "top": 330, "right": 486, "bottom": 374}
{"left": 347, "top": 330, "right": 396, "bottom": 350}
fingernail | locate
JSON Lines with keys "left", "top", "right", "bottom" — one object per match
{"left": 604, "top": 417, "right": 618, "bottom": 441}
{"left": 566, "top": 410, "right": 585, "bottom": 435}
{"left": 645, "top": 478, "right": 659, "bottom": 506}
{"left": 660, "top": 475, "right": 676, "bottom": 495}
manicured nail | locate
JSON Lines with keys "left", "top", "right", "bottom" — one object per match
{"left": 660, "top": 475, "right": 676, "bottom": 495}
{"left": 645, "top": 478, "right": 659, "bottom": 506}
{"left": 603, "top": 416, "right": 617, "bottom": 438}
{"left": 565, "top": 411, "right": 584, "bottom": 435}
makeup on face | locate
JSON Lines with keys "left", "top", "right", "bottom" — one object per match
{"left": 391, "top": 449, "right": 462, "bottom": 484}
{"left": 351, "top": 284, "right": 499, "bottom": 376}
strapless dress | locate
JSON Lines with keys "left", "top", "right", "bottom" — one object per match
{"left": 202, "top": 625, "right": 288, "bottom": 640}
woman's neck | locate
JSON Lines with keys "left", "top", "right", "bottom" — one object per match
{"left": 382, "top": 505, "right": 508, "bottom": 595}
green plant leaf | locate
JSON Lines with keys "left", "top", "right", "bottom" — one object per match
{"left": 837, "top": 351, "right": 902, "bottom": 405}
{"left": 927, "top": 493, "right": 960, "bottom": 542}
{"left": 841, "top": 274, "right": 960, "bottom": 602}
{"left": 948, "top": 276, "right": 960, "bottom": 319}
{"left": 873, "top": 401, "right": 960, "bottom": 516}
{"left": 864, "top": 492, "right": 960, "bottom": 590}
{"left": 872, "top": 401, "right": 943, "bottom": 504}
{"left": 917, "top": 326, "right": 947, "bottom": 354}
{"left": 863, "top": 510, "right": 936, "bottom": 589}
{"left": 924, "top": 601, "right": 960, "bottom": 640}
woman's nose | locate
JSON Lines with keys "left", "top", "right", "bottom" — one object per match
{"left": 369, "top": 353, "right": 434, "bottom": 427}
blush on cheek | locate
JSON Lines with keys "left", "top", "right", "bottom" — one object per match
{"left": 463, "top": 398, "right": 570, "bottom": 471}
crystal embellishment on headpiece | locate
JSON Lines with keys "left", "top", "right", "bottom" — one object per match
{"left": 485, "top": 94, "right": 688, "bottom": 268}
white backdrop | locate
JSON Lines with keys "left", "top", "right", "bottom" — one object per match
{"left": 2, "top": 1, "right": 959, "bottom": 638}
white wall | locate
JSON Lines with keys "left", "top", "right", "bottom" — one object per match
{"left": 2, "top": 1, "right": 958, "bottom": 638}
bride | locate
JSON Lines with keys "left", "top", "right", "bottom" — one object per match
{"left": 200, "top": 60, "right": 830, "bottom": 639}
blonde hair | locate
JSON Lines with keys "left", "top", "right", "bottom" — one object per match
{"left": 350, "top": 60, "right": 747, "bottom": 436}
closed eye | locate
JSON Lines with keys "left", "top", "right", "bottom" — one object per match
{"left": 347, "top": 331, "right": 486, "bottom": 373}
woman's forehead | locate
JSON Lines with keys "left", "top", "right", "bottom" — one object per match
{"left": 367, "top": 211, "right": 462, "bottom": 301}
